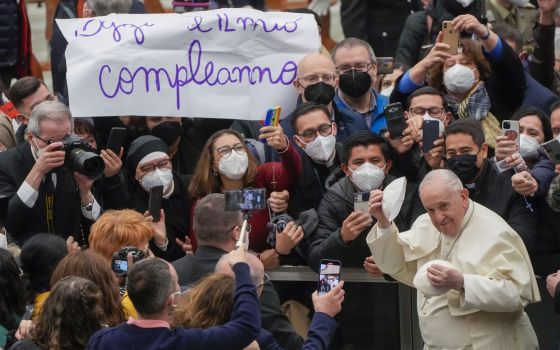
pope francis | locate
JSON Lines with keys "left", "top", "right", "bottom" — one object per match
{"left": 367, "top": 169, "right": 540, "bottom": 350}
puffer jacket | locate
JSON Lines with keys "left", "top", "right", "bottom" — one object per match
{"left": 307, "top": 173, "right": 424, "bottom": 270}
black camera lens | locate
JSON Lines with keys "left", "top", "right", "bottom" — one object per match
{"left": 503, "top": 122, "right": 510, "bottom": 128}
{"left": 69, "top": 148, "right": 105, "bottom": 179}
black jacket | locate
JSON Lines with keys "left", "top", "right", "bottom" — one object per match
{"left": 307, "top": 174, "right": 424, "bottom": 270}
{"left": 172, "top": 246, "right": 304, "bottom": 350}
{"left": 127, "top": 172, "right": 190, "bottom": 262}
{"left": 0, "top": 143, "right": 87, "bottom": 245}
{"left": 471, "top": 159, "right": 537, "bottom": 252}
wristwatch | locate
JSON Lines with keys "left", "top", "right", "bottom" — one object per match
{"left": 82, "top": 200, "right": 94, "bottom": 211}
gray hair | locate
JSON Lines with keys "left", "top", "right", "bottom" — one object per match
{"left": 420, "top": 169, "right": 464, "bottom": 196}
{"left": 215, "top": 253, "right": 263, "bottom": 287}
{"left": 331, "top": 37, "right": 377, "bottom": 65}
{"left": 127, "top": 258, "right": 174, "bottom": 316}
{"left": 89, "top": 0, "right": 132, "bottom": 16}
{"left": 193, "top": 194, "right": 242, "bottom": 245}
{"left": 27, "top": 101, "right": 73, "bottom": 137}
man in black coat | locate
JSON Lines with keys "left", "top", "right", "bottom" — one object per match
{"left": 172, "top": 193, "right": 304, "bottom": 350}
{"left": 0, "top": 101, "right": 101, "bottom": 245}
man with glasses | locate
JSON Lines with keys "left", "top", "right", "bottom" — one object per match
{"left": 172, "top": 193, "right": 305, "bottom": 350}
{"left": 332, "top": 37, "right": 389, "bottom": 135}
{"left": 281, "top": 52, "right": 371, "bottom": 143}
{"left": 287, "top": 102, "right": 343, "bottom": 218}
{"left": 387, "top": 86, "right": 451, "bottom": 184}
{"left": 125, "top": 135, "right": 191, "bottom": 262}
{"left": 8, "top": 77, "right": 58, "bottom": 146}
{"left": 307, "top": 131, "right": 423, "bottom": 349}
{"left": 0, "top": 101, "right": 100, "bottom": 246}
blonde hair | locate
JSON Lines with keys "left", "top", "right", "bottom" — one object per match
{"left": 89, "top": 209, "right": 153, "bottom": 262}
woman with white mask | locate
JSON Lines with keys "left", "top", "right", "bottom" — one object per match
{"left": 389, "top": 14, "right": 525, "bottom": 150}
{"left": 188, "top": 128, "right": 302, "bottom": 269}
{"left": 126, "top": 135, "right": 191, "bottom": 262}
{"left": 494, "top": 107, "right": 555, "bottom": 199}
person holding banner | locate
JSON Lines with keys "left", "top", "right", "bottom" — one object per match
{"left": 189, "top": 128, "right": 301, "bottom": 269}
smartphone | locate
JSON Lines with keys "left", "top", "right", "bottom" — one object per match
{"left": 376, "top": 57, "right": 394, "bottom": 75}
{"left": 422, "top": 119, "right": 440, "bottom": 153}
{"left": 112, "top": 259, "right": 128, "bottom": 275}
{"left": 353, "top": 192, "right": 370, "bottom": 214}
{"left": 148, "top": 185, "right": 164, "bottom": 222}
{"left": 441, "top": 21, "right": 459, "bottom": 55}
{"left": 384, "top": 102, "right": 407, "bottom": 139}
{"left": 318, "top": 259, "right": 341, "bottom": 296}
{"left": 263, "top": 106, "right": 281, "bottom": 127}
{"left": 502, "top": 120, "right": 520, "bottom": 147}
{"left": 106, "top": 127, "right": 128, "bottom": 155}
{"left": 225, "top": 188, "right": 267, "bottom": 211}
{"left": 542, "top": 139, "right": 560, "bottom": 165}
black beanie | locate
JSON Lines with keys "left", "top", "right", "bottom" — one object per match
{"left": 126, "top": 135, "right": 169, "bottom": 172}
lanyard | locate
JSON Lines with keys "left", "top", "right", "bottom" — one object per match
{"left": 45, "top": 193, "right": 55, "bottom": 234}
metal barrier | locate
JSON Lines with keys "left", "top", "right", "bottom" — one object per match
{"left": 269, "top": 266, "right": 423, "bottom": 350}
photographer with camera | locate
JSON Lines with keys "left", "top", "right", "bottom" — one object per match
{"left": 0, "top": 101, "right": 106, "bottom": 246}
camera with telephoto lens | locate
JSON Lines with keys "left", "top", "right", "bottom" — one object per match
{"left": 49, "top": 134, "right": 105, "bottom": 180}
{"left": 111, "top": 246, "right": 146, "bottom": 276}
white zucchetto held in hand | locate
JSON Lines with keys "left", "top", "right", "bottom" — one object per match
{"left": 413, "top": 260, "right": 457, "bottom": 297}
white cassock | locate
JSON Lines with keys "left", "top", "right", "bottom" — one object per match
{"left": 367, "top": 200, "right": 540, "bottom": 350}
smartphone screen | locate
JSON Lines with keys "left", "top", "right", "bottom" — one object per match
{"left": 376, "top": 57, "right": 394, "bottom": 75}
{"left": 422, "top": 120, "right": 440, "bottom": 153}
{"left": 149, "top": 185, "right": 164, "bottom": 222}
{"left": 318, "top": 259, "right": 341, "bottom": 296}
{"left": 384, "top": 102, "right": 407, "bottom": 139}
{"left": 542, "top": 139, "right": 560, "bottom": 165}
{"left": 106, "top": 127, "right": 127, "bottom": 155}
{"left": 353, "top": 192, "right": 370, "bottom": 214}
{"left": 225, "top": 188, "right": 267, "bottom": 211}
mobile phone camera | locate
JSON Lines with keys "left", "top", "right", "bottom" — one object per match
{"left": 503, "top": 122, "right": 510, "bottom": 129}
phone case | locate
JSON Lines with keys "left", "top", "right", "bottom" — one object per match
{"left": 422, "top": 120, "right": 440, "bottom": 153}
{"left": 542, "top": 139, "right": 560, "bottom": 165}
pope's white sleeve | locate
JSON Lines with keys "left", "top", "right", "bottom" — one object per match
{"left": 461, "top": 274, "right": 522, "bottom": 312}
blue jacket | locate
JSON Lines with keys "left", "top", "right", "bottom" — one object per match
{"left": 522, "top": 72, "right": 559, "bottom": 114}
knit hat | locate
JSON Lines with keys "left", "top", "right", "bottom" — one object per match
{"left": 126, "top": 135, "right": 169, "bottom": 172}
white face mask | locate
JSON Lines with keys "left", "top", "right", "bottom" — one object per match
{"left": 380, "top": 86, "right": 394, "bottom": 97}
{"left": 349, "top": 162, "right": 386, "bottom": 192}
{"left": 300, "top": 134, "right": 336, "bottom": 163}
{"left": 219, "top": 151, "right": 249, "bottom": 180}
{"left": 455, "top": 0, "right": 475, "bottom": 6}
{"left": 508, "top": 0, "right": 531, "bottom": 6}
{"left": 140, "top": 168, "right": 173, "bottom": 194}
{"left": 443, "top": 64, "right": 476, "bottom": 94}
{"left": 519, "top": 134, "right": 540, "bottom": 159}
{"left": 32, "top": 138, "right": 45, "bottom": 159}
{"left": 422, "top": 113, "right": 445, "bottom": 135}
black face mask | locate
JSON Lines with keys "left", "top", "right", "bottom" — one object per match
{"left": 151, "top": 121, "right": 182, "bottom": 146}
{"left": 304, "top": 82, "right": 335, "bottom": 105}
{"left": 446, "top": 154, "right": 480, "bottom": 184}
{"left": 338, "top": 70, "right": 372, "bottom": 98}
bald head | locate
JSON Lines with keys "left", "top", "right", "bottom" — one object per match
{"left": 215, "top": 253, "right": 264, "bottom": 288}
{"left": 297, "top": 53, "right": 336, "bottom": 77}
{"left": 294, "top": 53, "right": 338, "bottom": 101}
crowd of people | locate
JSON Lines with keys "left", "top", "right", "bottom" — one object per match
{"left": 2, "top": 0, "right": 560, "bottom": 349}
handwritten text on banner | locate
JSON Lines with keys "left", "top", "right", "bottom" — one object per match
{"left": 57, "top": 9, "right": 319, "bottom": 119}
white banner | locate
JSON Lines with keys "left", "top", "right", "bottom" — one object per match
{"left": 57, "top": 9, "right": 319, "bottom": 119}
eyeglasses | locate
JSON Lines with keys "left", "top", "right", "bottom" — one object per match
{"left": 33, "top": 132, "right": 69, "bottom": 145}
{"left": 140, "top": 159, "right": 171, "bottom": 173}
{"left": 409, "top": 107, "right": 445, "bottom": 118}
{"left": 229, "top": 223, "right": 252, "bottom": 234}
{"left": 215, "top": 143, "right": 246, "bottom": 158}
{"left": 298, "top": 123, "right": 333, "bottom": 143}
{"left": 336, "top": 62, "right": 374, "bottom": 74}
{"left": 257, "top": 273, "right": 271, "bottom": 289}
{"left": 297, "top": 74, "right": 336, "bottom": 86}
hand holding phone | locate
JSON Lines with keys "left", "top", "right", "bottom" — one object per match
{"left": 384, "top": 102, "right": 407, "bottom": 139}
{"left": 225, "top": 188, "right": 267, "bottom": 211}
{"left": 441, "top": 21, "right": 459, "bottom": 55}
{"left": 542, "top": 139, "right": 560, "bottom": 165}
{"left": 353, "top": 192, "right": 370, "bottom": 213}
{"left": 106, "top": 127, "right": 127, "bottom": 155}
{"left": 502, "top": 120, "right": 520, "bottom": 148}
